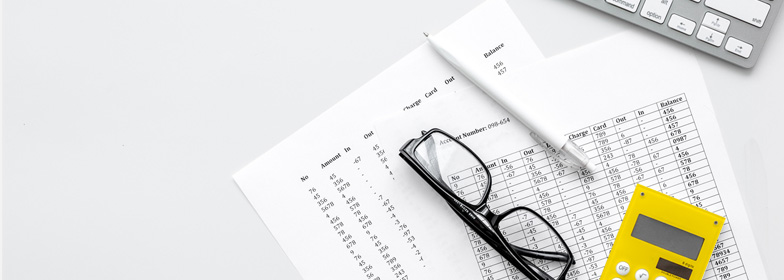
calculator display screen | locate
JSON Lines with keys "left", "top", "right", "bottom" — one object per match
{"left": 631, "top": 214, "right": 705, "bottom": 260}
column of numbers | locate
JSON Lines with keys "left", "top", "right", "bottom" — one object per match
{"left": 453, "top": 94, "right": 748, "bottom": 280}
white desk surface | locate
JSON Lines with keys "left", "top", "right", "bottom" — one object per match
{"left": 5, "top": 0, "right": 782, "bottom": 279}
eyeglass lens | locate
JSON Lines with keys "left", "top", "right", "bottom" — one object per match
{"left": 499, "top": 208, "right": 570, "bottom": 279}
{"left": 413, "top": 132, "right": 489, "bottom": 206}
{"left": 413, "top": 131, "right": 570, "bottom": 279}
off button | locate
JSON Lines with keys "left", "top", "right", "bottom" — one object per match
{"left": 616, "top": 261, "right": 631, "bottom": 276}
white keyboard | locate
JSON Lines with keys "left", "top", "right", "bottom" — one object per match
{"left": 576, "top": 0, "right": 782, "bottom": 68}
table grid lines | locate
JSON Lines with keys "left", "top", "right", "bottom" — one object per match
{"left": 457, "top": 94, "right": 747, "bottom": 280}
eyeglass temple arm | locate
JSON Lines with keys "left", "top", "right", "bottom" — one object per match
{"left": 518, "top": 256, "right": 557, "bottom": 280}
{"left": 511, "top": 245, "right": 574, "bottom": 264}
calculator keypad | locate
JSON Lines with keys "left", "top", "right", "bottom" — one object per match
{"left": 610, "top": 262, "right": 671, "bottom": 280}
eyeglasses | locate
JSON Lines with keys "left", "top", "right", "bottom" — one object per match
{"left": 399, "top": 128, "right": 575, "bottom": 280}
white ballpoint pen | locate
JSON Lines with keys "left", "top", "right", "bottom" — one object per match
{"left": 425, "top": 32, "right": 596, "bottom": 172}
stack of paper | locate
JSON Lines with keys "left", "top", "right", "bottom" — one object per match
{"left": 234, "top": 0, "right": 766, "bottom": 279}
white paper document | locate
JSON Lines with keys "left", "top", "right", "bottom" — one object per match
{"left": 233, "top": 0, "right": 765, "bottom": 279}
{"left": 234, "top": 0, "right": 543, "bottom": 279}
{"left": 375, "top": 32, "right": 767, "bottom": 279}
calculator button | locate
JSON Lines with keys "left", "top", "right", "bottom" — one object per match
{"left": 702, "top": 12, "right": 731, "bottom": 33}
{"left": 641, "top": 0, "right": 673, "bottom": 24}
{"left": 705, "top": 0, "right": 770, "bottom": 27}
{"left": 607, "top": 0, "right": 641, "bottom": 13}
{"left": 635, "top": 269, "right": 650, "bottom": 280}
{"left": 725, "top": 37, "right": 753, "bottom": 58}
{"left": 616, "top": 261, "right": 631, "bottom": 276}
{"left": 668, "top": 14, "right": 696, "bottom": 35}
{"left": 697, "top": 26, "right": 725, "bottom": 47}
{"left": 654, "top": 276, "right": 667, "bottom": 280}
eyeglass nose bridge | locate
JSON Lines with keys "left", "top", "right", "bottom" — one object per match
{"left": 475, "top": 204, "right": 502, "bottom": 226}
{"left": 476, "top": 204, "right": 492, "bottom": 217}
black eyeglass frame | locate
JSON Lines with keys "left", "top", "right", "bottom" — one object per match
{"left": 399, "top": 128, "right": 575, "bottom": 280}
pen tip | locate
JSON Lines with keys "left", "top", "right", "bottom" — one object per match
{"left": 423, "top": 32, "right": 429, "bottom": 37}
{"left": 585, "top": 161, "right": 598, "bottom": 173}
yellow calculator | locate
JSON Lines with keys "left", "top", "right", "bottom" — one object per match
{"left": 600, "top": 185, "right": 725, "bottom": 280}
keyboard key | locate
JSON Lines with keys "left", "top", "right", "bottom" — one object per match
{"left": 697, "top": 26, "right": 725, "bottom": 46}
{"left": 725, "top": 37, "right": 753, "bottom": 58}
{"left": 668, "top": 14, "right": 696, "bottom": 35}
{"left": 576, "top": 0, "right": 781, "bottom": 67}
{"left": 705, "top": 0, "right": 770, "bottom": 27}
{"left": 702, "top": 12, "right": 731, "bottom": 33}
{"left": 607, "top": 0, "right": 641, "bottom": 13}
{"left": 641, "top": 0, "right": 673, "bottom": 24}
